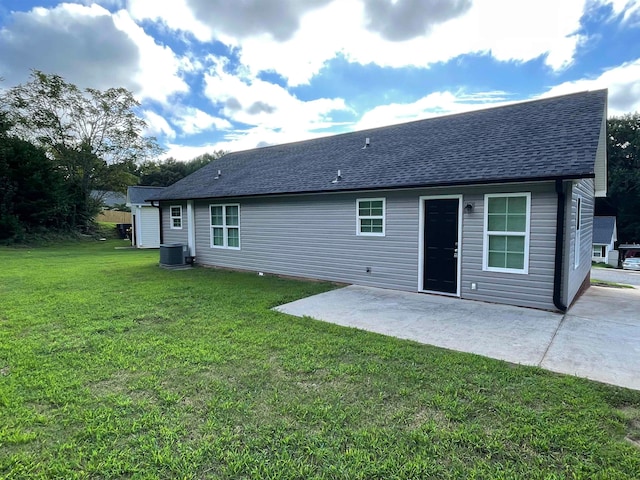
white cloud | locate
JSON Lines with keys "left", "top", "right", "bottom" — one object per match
{"left": 235, "top": 0, "right": 589, "bottom": 85}
{"left": 0, "top": 3, "right": 138, "bottom": 88}
{"left": 111, "top": 10, "right": 189, "bottom": 102}
{"left": 143, "top": 110, "right": 176, "bottom": 140}
{"left": 354, "top": 91, "right": 513, "bottom": 131}
{"left": 136, "top": 0, "right": 590, "bottom": 86}
{"left": 162, "top": 142, "right": 227, "bottom": 161}
{"left": 201, "top": 58, "right": 350, "bottom": 150}
{"left": 0, "top": 3, "right": 189, "bottom": 103}
{"left": 6, "top": 0, "right": 636, "bottom": 160}
{"left": 354, "top": 57, "right": 640, "bottom": 131}
{"left": 81, "top": 0, "right": 126, "bottom": 8}
{"left": 361, "top": 0, "right": 472, "bottom": 41}
{"left": 599, "top": 0, "right": 640, "bottom": 21}
{"left": 540, "top": 58, "right": 640, "bottom": 115}
{"left": 172, "top": 106, "right": 232, "bottom": 134}
{"left": 127, "top": 0, "right": 212, "bottom": 42}
{"left": 469, "top": 0, "right": 586, "bottom": 71}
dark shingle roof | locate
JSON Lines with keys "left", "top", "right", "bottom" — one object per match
{"left": 128, "top": 186, "right": 165, "bottom": 205}
{"left": 91, "top": 190, "right": 126, "bottom": 207}
{"left": 150, "top": 90, "right": 607, "bottom": 202}
{"left": 593, "top": 216, "right": 616, "bottom": 244}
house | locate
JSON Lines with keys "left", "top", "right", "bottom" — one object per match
{"left": 147, "top": 90, "right": 608, "bottom": 312}
{"left": 92, "top": 190, "right": 131, "bottom": 224}
{"left": 592, "top": 216, "right": 617, "bottom": 265}
{"left": 126, "top": 186, "right": 164, "bottom": 248}
{"left": 91, "top": 190, "right": 127, "bottom": 209}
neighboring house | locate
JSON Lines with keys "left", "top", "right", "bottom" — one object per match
{"left": 92, "top": 190, "right": 131, "bottom": 223}
{"left": 91, "top": 190, "right": 127, "bottom": 209}
{"left": 592, "top": 216, "right": 617, "bottom": 265}
{"left": 127, "top": 186, "right": 164, "bottom": 248}
{"left": 148, "top": 90, "right": 608, "bottom": 312}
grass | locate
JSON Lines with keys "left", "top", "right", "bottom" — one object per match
{"left": 94, "top": 222, "right": 123, "bottom": 240}
{"left": 1, "top": 240, "right": 639, "bottom": 479}
{"left": 0, "top": 221, "right": 121, "bottom": 247}
{"left": 591, "top": 278, "right": 635, "bottom": 288}
{"left": 592, "top": 261, "right": 615, "bottom": 268}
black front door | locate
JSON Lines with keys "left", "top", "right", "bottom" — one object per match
{"left": 423, "top": 198, "right": 459, "bottom": 294}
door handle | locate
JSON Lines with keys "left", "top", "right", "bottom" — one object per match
{"left": 453, "top": 248, "right": 458, "bottom": 258}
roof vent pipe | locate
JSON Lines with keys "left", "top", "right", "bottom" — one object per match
{"left": 362, "top": 137, "right": 370, "bottom": 149}
{"left": 214, "top": 170, "right": 221, "bottom": 180}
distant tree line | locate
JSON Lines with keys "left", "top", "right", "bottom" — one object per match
{"left": 0, "top": 70, "right": 225, "bottom": 243}
{"left": 606, "top": 113, "right": 640, "bottom": 243}
{"left": 137, "top": 152, "right": 227, "bottom": 187}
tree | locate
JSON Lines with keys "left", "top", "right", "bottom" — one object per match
{"left": 138, "top": 151, "right": 227, "bottom": 186}
{"left": 0, "top": 113, "right": 70, "bottom": 240}
{"left": 607, "top": 113, "right": 640, "bottom": 243}
{"left": 2, "top": 70, "right": 162, "bottom": 227}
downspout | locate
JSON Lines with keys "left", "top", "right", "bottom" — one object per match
{"left": 553, "top": 179, "right": 567, "bottom": 312}
{"left": 151, "top": 201, "right": 163, "bottom": 245}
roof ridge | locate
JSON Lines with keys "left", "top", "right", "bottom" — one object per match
{"left": 149, "top": 90, "right": 607, "bottom": 202}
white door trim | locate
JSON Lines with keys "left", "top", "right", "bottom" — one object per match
{"left": 187, "top": 200, "right": 196, "bottom": 257}
{"left": 418, "top": 194, "right": 463, "bottom": 297}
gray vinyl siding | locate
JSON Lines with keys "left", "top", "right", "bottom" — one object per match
{"left": 565, "top": 179, "right": 594, "bottom": 305}
{"left": 194, "top": 192, "right": 420, "bottom": 291}
{"left": 161, "top": 201, "right": 188, "bottom": 245}
{"left": 184, "top": 181, "right": 559, "bottom": 310}
{"left": 459, "top": 183, "right": 557, "bottom": 311}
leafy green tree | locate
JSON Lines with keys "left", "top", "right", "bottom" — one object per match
{"left": 2, "top": 70, "right": 161, "bottom": 227}
{"left": 0, "top": 114, "right": 70, "bottom": 240}
{"left": 607, "top": 113, "right": 640, "bottom": 243}
{"left": 138, "top": 151, "right": 227, "bottom": 186}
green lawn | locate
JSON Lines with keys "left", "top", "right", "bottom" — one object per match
{"left": 1, "top": 241, "right": 639, "bottom": 479}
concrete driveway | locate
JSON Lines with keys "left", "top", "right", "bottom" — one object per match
{"left": 275, "top": 285, "right": 640, "bottom": 391}
{"left": 591, "top": 266, "right": 640, "bottom": 286}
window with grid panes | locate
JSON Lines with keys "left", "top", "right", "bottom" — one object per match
{"left": 483, "top": 193, "right": 530, "bottom": 273}
{"left": 357, "top": 198, "right": 385, "bottom": 236}
{"left": 170, "top": 205, "right": 182, "bottom": 229}
{"left": 210, "top": 204, "right": 240, "bottom": 249}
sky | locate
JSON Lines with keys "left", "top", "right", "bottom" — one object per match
{"left": 1, "top": 0, "right": 640, "bottom": 161}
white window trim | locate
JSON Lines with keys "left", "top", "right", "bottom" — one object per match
{"left": 210, "top": 204, "right": 241, "bottom": 250}
{"left": 574, "top": 196, "right": 582, "bottom": 269}
{"left": 356, "top": 198, "right": 386, "bottom": 236}
{"left": 170, "top": 205, "right": 183, "bottom": 230}
{"left": 482, "top": 192, "right": 531, "bottom": 275}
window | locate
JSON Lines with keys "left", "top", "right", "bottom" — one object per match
{"left": 483, "top": 193, "right": 530, "bottom": 274}
{"left": 210, "top": 204, "right": 240, "bottom": 249}
{"left": 170, "top": 205, "right": 182, "bottom": 229}
{"left": 357, "top": 198, "right": 385, "bottom": 236}
{"left": 593, "top": 245, "right": 605, "bottom": 258}
{"left": 574, "top": 196, "right": 582, "bottom": 268}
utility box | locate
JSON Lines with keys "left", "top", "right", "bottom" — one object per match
{"left": 116, "top": 223, "right": 132, "bottom": 239}
{"left": 159, "top": 244, "right": 187, "bottom": 266}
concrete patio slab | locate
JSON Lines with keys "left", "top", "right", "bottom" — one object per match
{"left": 541, "top": 286, "right": 640, "bottom": 390}
{"left": 275, "top": 284, "right": 640, "bottom": 391}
